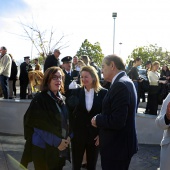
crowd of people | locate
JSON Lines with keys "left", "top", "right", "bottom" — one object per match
{"left": 0, "top": 46, "right": 42, "bottom": 99}
{"left": 1, "top": 46, "right": 170, "bottom": 169}
{"left": 126, "top": 58, "right": 170, "bottom": 115}
{"left": 14, "top": 51, "right": 137, "bottom": 170}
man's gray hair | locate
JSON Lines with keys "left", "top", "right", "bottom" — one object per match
{"left": 104, "top": 54, "right": 125, "bottom": 70}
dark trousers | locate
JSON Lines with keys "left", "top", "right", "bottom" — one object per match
{"left": 72, "top": 137, "right": 99, "bottom": 170}
{"left": 147, "top": 93, "right": 158, "bottom": 115}
{"left": 133, "top": 81, "right": 139, "bottom": 111}
{"left": 147, "top": 86, "right": 159, "bottom": 115}
{"left": 0, "top": 75, "right": 9, "bottom": 99}
{"left": 32, "top": 145, "right": 65, "bottom": 170}
{"left": 13, "top": 79, "right": 17, "bottom": 96}
{"left": 20, "top": 81, "right": 28, "bottom": 99}
{"left": 101, "top": 158, "right": 131, "bottom": 170}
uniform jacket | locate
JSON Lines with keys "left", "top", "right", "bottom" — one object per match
{"left": 96, "top": 71, "right": 138, "bottom": 161}
{"left": 63, "top": 70, "right": 79, "bottom": 98}
{"left": 19, "top": 62, "right": 32, "bottom": 83}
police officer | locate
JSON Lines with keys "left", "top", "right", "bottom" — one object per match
{"left": 61, "top": 56, "right": 79, "bottom": 98}
{"left": 19, "top": 56, "right": 32, "bottom": 99}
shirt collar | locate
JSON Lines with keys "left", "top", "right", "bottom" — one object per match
{"left": 66, "top": 70, "right": 71, "bottom": 74}
{"left": 111, "top": 71, "right": 124, "bottom": 85}
{"left": 84, "top": 87, "right": 94, "bottom": 93}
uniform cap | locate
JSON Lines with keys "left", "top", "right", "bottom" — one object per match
{"left": 61, "top": 56, "right": 72, "bottom": 63}
{"left": 24, "top": 56, "right": 30, "bottom": 60}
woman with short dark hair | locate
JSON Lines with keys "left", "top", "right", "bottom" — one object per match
{"left": 21, "top": 66, "right": 72, "bottom": 170}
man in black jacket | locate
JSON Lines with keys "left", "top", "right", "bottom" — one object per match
{"left": 91, "top": 55, "right": 138, "bottom": 170}
{"left": 19, "top": 56, "right": 32, "bottom": 99}
{"left": 44, "top": 49, "right": 61, "bottom": 72}
{"left": 61, "top": 56, "right": 79, "bottom": 98}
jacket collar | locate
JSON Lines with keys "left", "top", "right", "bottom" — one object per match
{"left": 111, "top": 71, "right": 126, "bottom": 88}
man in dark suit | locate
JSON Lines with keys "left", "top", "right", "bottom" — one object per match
{"left": 44, "top": 49, "right": 61, "bottom": 72}
{"left": 19, "top": 56, "right": 32, "bottom": 99}
{"left": 91, "top": 54, "right": 138, "bottom": 170}
{"left": 61, "top": 56, "right": 79, "bottom": 98}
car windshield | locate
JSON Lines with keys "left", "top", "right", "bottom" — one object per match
{"left": 138, "top": 69, "right": 147, "bottom": 80}
{"left": 139, "top": 69, "right": 146, "bottom": 75}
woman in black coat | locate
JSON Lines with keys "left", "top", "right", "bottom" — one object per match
{"left": 67, "top": 66, "right": 107, "bottom": 170}
{"left": 21, "top": 66, "right": 72, "bottom": 170}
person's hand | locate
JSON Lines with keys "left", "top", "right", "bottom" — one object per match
{"left": 66, "top": 136, "right": 71, "bottom": 144}
{"left": 159, "top": 80, "right": 167, "bottom": 84}
{"left": 94, "top": 135, "right": 99, "bottom": 146}
{"left": 138, "top": 79, "right": 143, "bottom": 82}
{"left": 58, "top": 139, "right": 69, "bottom": 151}
{"left": 91, "top": 116, "right": 97, "bottom": 128}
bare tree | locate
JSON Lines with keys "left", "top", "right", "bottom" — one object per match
{"left": 17, "top": 19, "right": 69, "bottom": 60}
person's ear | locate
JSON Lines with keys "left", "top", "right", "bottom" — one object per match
{"left": 110, "top": 61, "right": 115, "bottom": 70}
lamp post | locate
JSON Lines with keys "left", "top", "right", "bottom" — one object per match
{"left": 119, "top": 42, "right": 122, "bottom": 55}
{"left": 112, "top": 12, "right": 117, "bottom": 54}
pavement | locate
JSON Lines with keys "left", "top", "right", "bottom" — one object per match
{"left": 0, "top": 133, "right": 161, "bottom": 170}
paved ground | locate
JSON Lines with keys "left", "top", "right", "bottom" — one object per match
{"left": 0, "top": 133, "right": 160, "bottom": 170}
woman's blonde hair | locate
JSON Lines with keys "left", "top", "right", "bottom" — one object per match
{"left": 40, "top": 66, "right": 65, "bottom": 94}
{"left": 150, "top": 61, "right": 160, "bottom": 71}
{"left": 77, "top": 60, "right": 86, "bottom": 68}
{"left": 80, "top": 66, "right": 102, "bottom": 92}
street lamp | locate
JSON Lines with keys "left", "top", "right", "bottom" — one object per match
{"left": 119, "top": 42, "right": 122, "bottom": 55}
{"left": 112, "top": 12, "right": 117, "bottom": 54}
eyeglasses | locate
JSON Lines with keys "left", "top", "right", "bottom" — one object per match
{"left": 52, "top": 76, "right": 62, "bottom": 80}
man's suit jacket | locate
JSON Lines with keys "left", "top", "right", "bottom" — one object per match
{"left": 96, "top": 71, "right": 138, "bottom": 161}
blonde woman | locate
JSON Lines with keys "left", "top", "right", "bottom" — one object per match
{"left": 68, "top": 66, "right": 107, "bottom": 170}
{"left": 146, "top": 61, "right": 166, "bottom": 115}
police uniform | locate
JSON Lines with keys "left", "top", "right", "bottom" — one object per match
{"left": 19, "top": 56, "right": 32, "bottom": 99}
{"left": 62, "top": 56, "right": 79, "bottom": 98}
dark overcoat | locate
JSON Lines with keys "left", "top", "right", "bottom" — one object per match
{"left": 21, "top": 92, "right": 71, "bottom": 168}
{"left": 96, "top": 72, "right": 138, "bottom": 163}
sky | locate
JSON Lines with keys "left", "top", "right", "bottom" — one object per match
{"left": 1, "top": 0, "right": 170, "bottom": 64}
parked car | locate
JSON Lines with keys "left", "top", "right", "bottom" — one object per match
{"left": 138, "top": 68, "right": 147, "bottom": 80}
